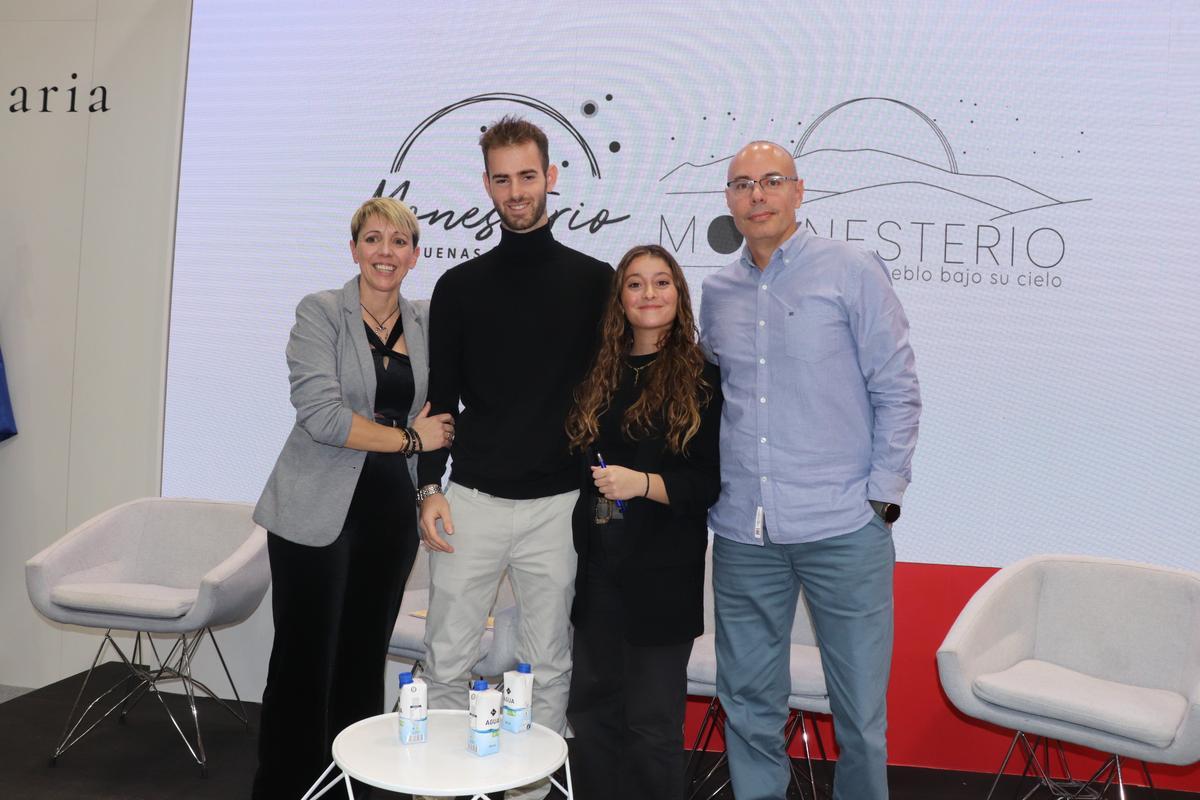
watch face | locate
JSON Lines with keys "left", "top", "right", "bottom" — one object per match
{"left": 882, "top": 504, "right": 901, "bottom": 523}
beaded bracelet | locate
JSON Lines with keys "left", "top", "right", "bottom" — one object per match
{"left": 398, "top": 426, "right": 415, "bottom": 458}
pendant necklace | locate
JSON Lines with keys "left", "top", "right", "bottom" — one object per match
{"left": 627, "top": 360, "right": 653, "bottom": 386}
{"left": 361, "top": 303, "right": 399, "bottom": 333}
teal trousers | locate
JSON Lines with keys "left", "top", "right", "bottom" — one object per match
{"left": 714, "top": 516, "right": 895, "bottom": 800}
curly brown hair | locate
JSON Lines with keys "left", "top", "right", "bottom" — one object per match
{"left": 566, "top": 244, "right": 711, "bottom": 455}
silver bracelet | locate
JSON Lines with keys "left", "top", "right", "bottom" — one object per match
{"left": 416, "top": 484, "right": 443, "bottom": 504}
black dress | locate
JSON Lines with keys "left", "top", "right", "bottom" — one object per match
{"left": 253, "top": 321, "right": 419, "bottom": 800}
{"left": 567, "top": 355, "right": 723, "bottom": 800}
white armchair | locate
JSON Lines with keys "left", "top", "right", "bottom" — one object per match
{"left": 937, "top": 554, "right": 1200, "bottom": 798}
{"left": 26, "top": 497, "right": 270, "bottom": 775}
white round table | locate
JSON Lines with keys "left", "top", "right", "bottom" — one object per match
{"left": 301, "top": 709, "right": 573, "bottom": 799}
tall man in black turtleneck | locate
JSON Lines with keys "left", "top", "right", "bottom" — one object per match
{"left": 416, "top": 117, "right": 612, "bottom": 760}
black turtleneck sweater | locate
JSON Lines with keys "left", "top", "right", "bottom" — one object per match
{"left": 417, "top": 225, "right": 613, "bottom": 498}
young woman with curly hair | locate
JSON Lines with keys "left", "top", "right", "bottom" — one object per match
{"left": 564, "top": 244, "right": 723, "bottom": 800}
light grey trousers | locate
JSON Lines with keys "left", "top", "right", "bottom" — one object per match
{"left": 423, "top": 482, "right": 579, "bottom": 736}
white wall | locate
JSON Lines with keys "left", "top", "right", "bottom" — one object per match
{"left": 0, "top": 0, "right": 219, "bottom": 692}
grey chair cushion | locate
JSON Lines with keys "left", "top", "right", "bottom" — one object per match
{"left": 686, "top": 632, "right": 827, "bottom": 702}
{"left": 974, "top": 659, "right": 1188, "bottom": 749}
{"left": 789, "top": 644, "right": 826, "bottom": 698}
{"left": 51, "top": 582, "right": 197, "bottom": 619}
{"left": 687, "top": 633, "right": 717, "bottom": 695}
{"left": 390, "top": 588, "right": 432, "bottom": 660}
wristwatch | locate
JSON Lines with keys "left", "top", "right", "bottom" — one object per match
{"left": 869, "top": 500, "right": 901, "bottom": 524}
{"left": 416, "top": 484, "right": 444, "bottom": 505}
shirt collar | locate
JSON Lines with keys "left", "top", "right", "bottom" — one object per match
{"left": 738, "top": 226, "right": 810, "bottom": 275}
{"left": 496, "top": 222, "right": 556, "bottom": 256}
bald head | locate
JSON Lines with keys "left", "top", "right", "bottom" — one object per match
{"left": 727, "top": 140, "right": 797, "bottom": 181}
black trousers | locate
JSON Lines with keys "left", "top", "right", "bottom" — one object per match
{"left": 251, "top": 505, "right": 417, "bottom": 800}
{"left": 567, "top": 523, "right": 694, "bottom": 800}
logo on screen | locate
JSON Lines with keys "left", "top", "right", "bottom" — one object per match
{"left": 657, "top": 97, "right": 1088, "bottom": 291}
{"left": 372, "top": 92, "right": 630, "bottom": 262}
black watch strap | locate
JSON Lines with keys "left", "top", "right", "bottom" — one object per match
{"left": 869, "top": 500, "right": 901, "bottom": 524}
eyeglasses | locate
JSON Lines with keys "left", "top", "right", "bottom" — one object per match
{"left": 724, "top": 175, "right": 800, "bottom": 196}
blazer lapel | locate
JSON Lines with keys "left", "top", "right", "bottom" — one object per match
{"left": 399, "top": 297, "right": 427, "bottom": 423}
{"left": 341, "top": 277, "right": 377, "bottom": 415}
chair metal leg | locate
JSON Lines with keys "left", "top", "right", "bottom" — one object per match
{"left": 808, "top": 720, "right": 834, "bottom": 793}
{"left": 1023, "top": 734, "right": 1108, "bottom": 800}
{"left": 178, "top": 628, "right": 249, "bottom": 726}
{"left": 984, "top": 732, "right": 1062, "bottom": 800}
{"left": 121, "top": 632, "right": 185, "bottom": 720}
{"left": 50, "top": 626, "right": 251, "bottom": 774}
{"left": 783, "top": 710, "right": 822, "bottom": 800}
{"left": 983, "top": 730, "right": 1019, "bottom": 800}
{"left": 127, "top": 632, "right": 207, "bottom": 773}
{"left": 685, "top": 697, "right": 721, "bottom": 782}
{"left": 687, "top": 698, "right": 734, "bottom": 800}
{"left": 685, "top": 701, "right": 832, "bottom": 800}
{"left": 1140, "top": 760, "right": 1159, "bottom": 800}
{"left": 1057, "top": 756, "right": 1111, "bottom": 800}
{"left": 984, "top": 731, "right": 1143, "bottom": 800}
{"left": 118, "top": 632, "right": 147, "bottom": 721}
{"left": 179, "top": 631, "right": 209, "bottom": 775}
{"left": 51, "top": 632, "right": 149, "bottom": 763}
{"left": 689, "top": 748, "right": 732, "bottom": 800}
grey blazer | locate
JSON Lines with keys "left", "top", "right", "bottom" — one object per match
{"left": 254, "top": 277, "right": 429, "bottom": 546}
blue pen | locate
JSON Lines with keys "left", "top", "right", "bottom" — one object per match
{"left": 595, "top": 452, "right": 626, "bottom": 512}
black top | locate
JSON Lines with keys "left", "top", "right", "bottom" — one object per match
{"left": 417, "top": 225, "right": 612, "bottom": 498}
{"left": 571, "top": 359, "right": 723, "bottom": 646}
{"left": 594, "top": 352, "right": 659, "bottom": 476}
{"left": 352, "top": 321, "right": 415, "bottom": 506}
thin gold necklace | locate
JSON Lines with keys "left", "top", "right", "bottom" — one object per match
{"left": 626, "top": 359, "right": 655, "bottom": 386}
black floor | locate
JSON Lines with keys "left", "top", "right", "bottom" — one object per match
{"left": 683, "top": 752, "right": 1199, "bottom": 800}
{"left": 1, "top": 663, "right": 1196, "bottom": 799}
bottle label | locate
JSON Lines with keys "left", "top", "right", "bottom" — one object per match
{"left": 398, "top": 716, "right": 427, "bottom": 744}
{"left": 501, "top": 704, "right": 531, "bottom": 733}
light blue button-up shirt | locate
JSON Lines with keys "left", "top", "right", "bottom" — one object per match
{"left": 700, "top": 228, "right": 921, "bottom": 545}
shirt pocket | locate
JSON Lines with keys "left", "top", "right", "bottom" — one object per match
{"left": 783, "top": 299, "right": 852, "bottom": 363}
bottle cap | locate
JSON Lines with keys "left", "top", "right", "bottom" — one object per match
{"left": 471, "top": 679, "right": 488, "bottom": 690}
{"left": 517, "top": 663, "right": 532, "bottom": 674}
{"left": 399, "top": 672, "right": 413, "bottom": 686}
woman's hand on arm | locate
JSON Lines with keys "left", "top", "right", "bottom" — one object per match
{"left": 590, "top": 465, "right": 669, "bottom": 505}
{"left": 342, "top": 402, "right": 454, "bottom": 453}
{"left": 409, "top": 402, "right": 455, "bottom": 452}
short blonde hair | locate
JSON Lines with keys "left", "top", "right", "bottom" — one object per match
{"left": 350, "top": 197, "right": 420, "bottom": 246}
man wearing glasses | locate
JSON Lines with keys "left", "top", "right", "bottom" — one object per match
{"left": 699, "top": 141, "right": 921, "bottom": 800}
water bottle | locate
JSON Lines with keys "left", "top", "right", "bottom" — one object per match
{"left": 467, "top": 678, "right": 501, "bottom": 756}
{"left": 501, "top": 662, "right": 533, "bottom": 733}
{"left": 397, "top": 671, "right": 427, "bottom": 744}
